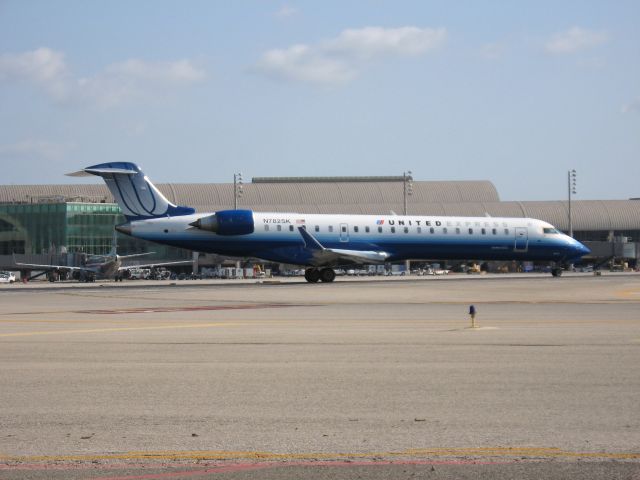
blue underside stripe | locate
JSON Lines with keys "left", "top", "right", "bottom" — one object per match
{"left": 136, "top": 233, "right": 573, "bottom": 265}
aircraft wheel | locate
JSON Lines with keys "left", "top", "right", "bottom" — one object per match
{"left": 320, "top": 267, "right": 336, "bottom": 283}
{"left": 304, "top": 268, "right": 320, "bottom": 283}
{"left": 551, "top": 268, "right": 562, "bottom": 277}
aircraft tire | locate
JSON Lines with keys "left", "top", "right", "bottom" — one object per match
{"left": 551, "top": 268, "right": 563, "bottom": 277}
{"left": 304, "top": 268, "right": 321, "bottom": 283}
{"left": 319, "top": 267, "right": 336, "bottom": 283}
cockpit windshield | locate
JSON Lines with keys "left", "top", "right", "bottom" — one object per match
{"left": 543, "top": 227, "right": 561, "bottom": 234}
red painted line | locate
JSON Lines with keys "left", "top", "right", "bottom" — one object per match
{"left": 74, "top": 304, "right": 302, "bottom": 315}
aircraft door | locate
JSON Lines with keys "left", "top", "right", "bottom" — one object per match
{"left": 514, "top": 227, "right": 528, "bottom": 251}
{"left": 339, "top": 223, "right": 349, "bottom": 242}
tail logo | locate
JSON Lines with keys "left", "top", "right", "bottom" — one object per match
{"left": 106, "top": 174, "right": 169, "bottom": 218}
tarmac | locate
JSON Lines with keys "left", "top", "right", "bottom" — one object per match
{"left": 0, "top": 272, "right": 639, "bottom": 479}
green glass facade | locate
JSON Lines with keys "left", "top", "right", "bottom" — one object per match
{"left": 0, "top": 202, "right": 190, "bottom": 260}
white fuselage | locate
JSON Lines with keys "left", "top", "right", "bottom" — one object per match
{"left": 119, "top": 211, "right": 589, "bottom": 266}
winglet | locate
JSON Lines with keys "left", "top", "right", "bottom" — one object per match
{"left": 298, "top": 226, "right": 325, "bottom": 251}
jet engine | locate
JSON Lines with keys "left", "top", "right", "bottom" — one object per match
{"left": 189, "top": 209, "right": 255, "bottom": 235}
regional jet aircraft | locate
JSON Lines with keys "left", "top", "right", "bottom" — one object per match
{"left": 68, "top": 163, "right": 590, "bottom": 282}
{"left": 15, "top": 238, "right": 190, "bottom": 282}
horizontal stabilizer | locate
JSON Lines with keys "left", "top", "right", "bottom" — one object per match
{"left": 66, "top": 167, "right": 138, "bottom": 177}
{"left": 65, "top": 170, "right": 93, "bottom": 177}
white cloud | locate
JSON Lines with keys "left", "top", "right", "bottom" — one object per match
{"left": 545, "top": 27, "right": 608, "bottom": 54}
{"left": 327, "top": 26, "right": 446, "bottom": 59}
{"left": 255, "top": 26, "right": 446, "bottom": 85}
{"left": 0, "top": 139, "right": 74, "bottom": 160}
{"left": 622, "top": 97, "right": 640, "bottom": 114}
{"left": 0, "top": 48, "right": 206, "bottom": 108}
{"left": 480, "top": 42, "right": 506, "bottom": 60}
{"left": 0, "top": 47, "right": 71, "bottom": 101}
{"left": 103, "top": 58, "right": 206, "bottom": 84}
{"left": 78, "top": 58, "right": 207, "bottom": 108}
{"left": 275, "top": 5, "right": 298, "bottom": 19}
{"left": 257, "top": 44, "right": 357, "bottom": 85}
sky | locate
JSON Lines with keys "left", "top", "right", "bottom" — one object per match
{"left": 0, "top": 0, "right": 638, "bottom": 201}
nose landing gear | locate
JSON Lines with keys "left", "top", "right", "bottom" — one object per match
{"left": 551, "top": 267, "right": 563, "bottom": 277}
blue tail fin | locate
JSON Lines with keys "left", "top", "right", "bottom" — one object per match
{"left": 68, "top": 162, "right": 195, "bottom": 221}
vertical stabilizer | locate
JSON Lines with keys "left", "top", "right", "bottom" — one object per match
{"left": 68, "top": 162, "right": 195, "bottom": 220}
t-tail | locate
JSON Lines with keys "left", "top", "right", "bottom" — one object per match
{"left": 67, "top": 162, "right": 195, "bottom": 221}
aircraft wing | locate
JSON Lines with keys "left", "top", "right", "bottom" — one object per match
{"left": 117, "top": 260, "right": 192, "bottom": 271}
{"left": 297, "top": 227, "right": 390, "bottom": 266}
{"left": 13, "top": 261, "right": 93, "bottom": 273}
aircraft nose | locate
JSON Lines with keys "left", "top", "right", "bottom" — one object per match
{"left": 578, "top": 243, "right": 591, "bottom": 256}
{"left": 569, "top": 240, "right": 590, "bottom": 257}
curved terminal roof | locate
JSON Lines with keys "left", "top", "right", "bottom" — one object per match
{"left": 1, "top": 182, "right": 639, "bottom": 231}
{"left": 0, "top": 180, "right": 500, "bottom": 210}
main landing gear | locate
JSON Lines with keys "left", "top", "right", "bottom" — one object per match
{"left": 304, "top": 267, "right": 336, "bottom": 283}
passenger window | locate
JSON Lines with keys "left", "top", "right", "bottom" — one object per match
{"left": 504, "top": 228, "right": 509, "bottom": 235}
{"left": 365, "top": 226, "right": 370, "bottom": 233}
{"left": 417, "top": 227, "right": 422, "bottom": 234}
{"left": 289, "top": 225, "right": 294, "bottom": 232}
{"left": 341, "top": 226, "right": 347, "bottom": 233}
{"left": 455, "top": 228, "right": 460, "bottom": 234}
{"left": 481, "top": 228, "right": 486, "bottom": 235}
{"left": 430, "top": 227, "right": 435, "bottom": 234}
{"left": 277, "top": 225, "right": 282, "bottom": 231}
{"left": 329, "top": 225, "right": 334, "bottom": 233}
{"left": 264, "top": 225, "right": 269, "bottom": 231}
{"left": 492, "top": 228, "right": 497, "bottom": 235}
{"left": 354, "top": 226, "right": 359, "bottom": 233}
{"left": 443, "top": 227, "right": 448, "bottom": 234}
{"left": 391, "top": 227, "right": 396, "bottom": 233}
{"left": 315, "top": 225, "right": 319, "bottom": 232}
{"left": 378, "top": 226, "right": 383, "bottom": 233}
{"left": 469, "top": 228, "right": 473, "bottom": 234}
{"left": 404, "top": 227, "right": 409, "bottom": 233}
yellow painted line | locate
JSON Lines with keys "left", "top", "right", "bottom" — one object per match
{"left": 1, "top": 447, "right": 639, "bottom": 462}
{"left": 0, "top": 322, "right": 242, "bottom": 338}
{"left": 616, "top": 288, "right": 640, "bottom": 299}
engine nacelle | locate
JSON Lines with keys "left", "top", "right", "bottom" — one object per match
{"left": 189, "top": 209, "right": 254, "bottom": 235}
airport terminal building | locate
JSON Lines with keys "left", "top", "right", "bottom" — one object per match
{"left": 1, "top": 177, "right": 639, "bottom": 270}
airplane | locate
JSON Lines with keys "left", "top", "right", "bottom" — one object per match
{"left": 15, "top": 234, "right": 191, "bottom": 282}
{"left": 68, "top": 162, "right": 591, "bottom": 283}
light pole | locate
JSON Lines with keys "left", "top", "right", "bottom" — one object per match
{"left": 403, "top": 170, "right": 413, "bottom": 215}
{"left": 233, "top": 172, "right": 243, "bottom": 210}
{"left": 568, "top": 169, "right": 576, "bottom": 237}
{"left": 403, "top": 171, "right": 413, "bottom": 273}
